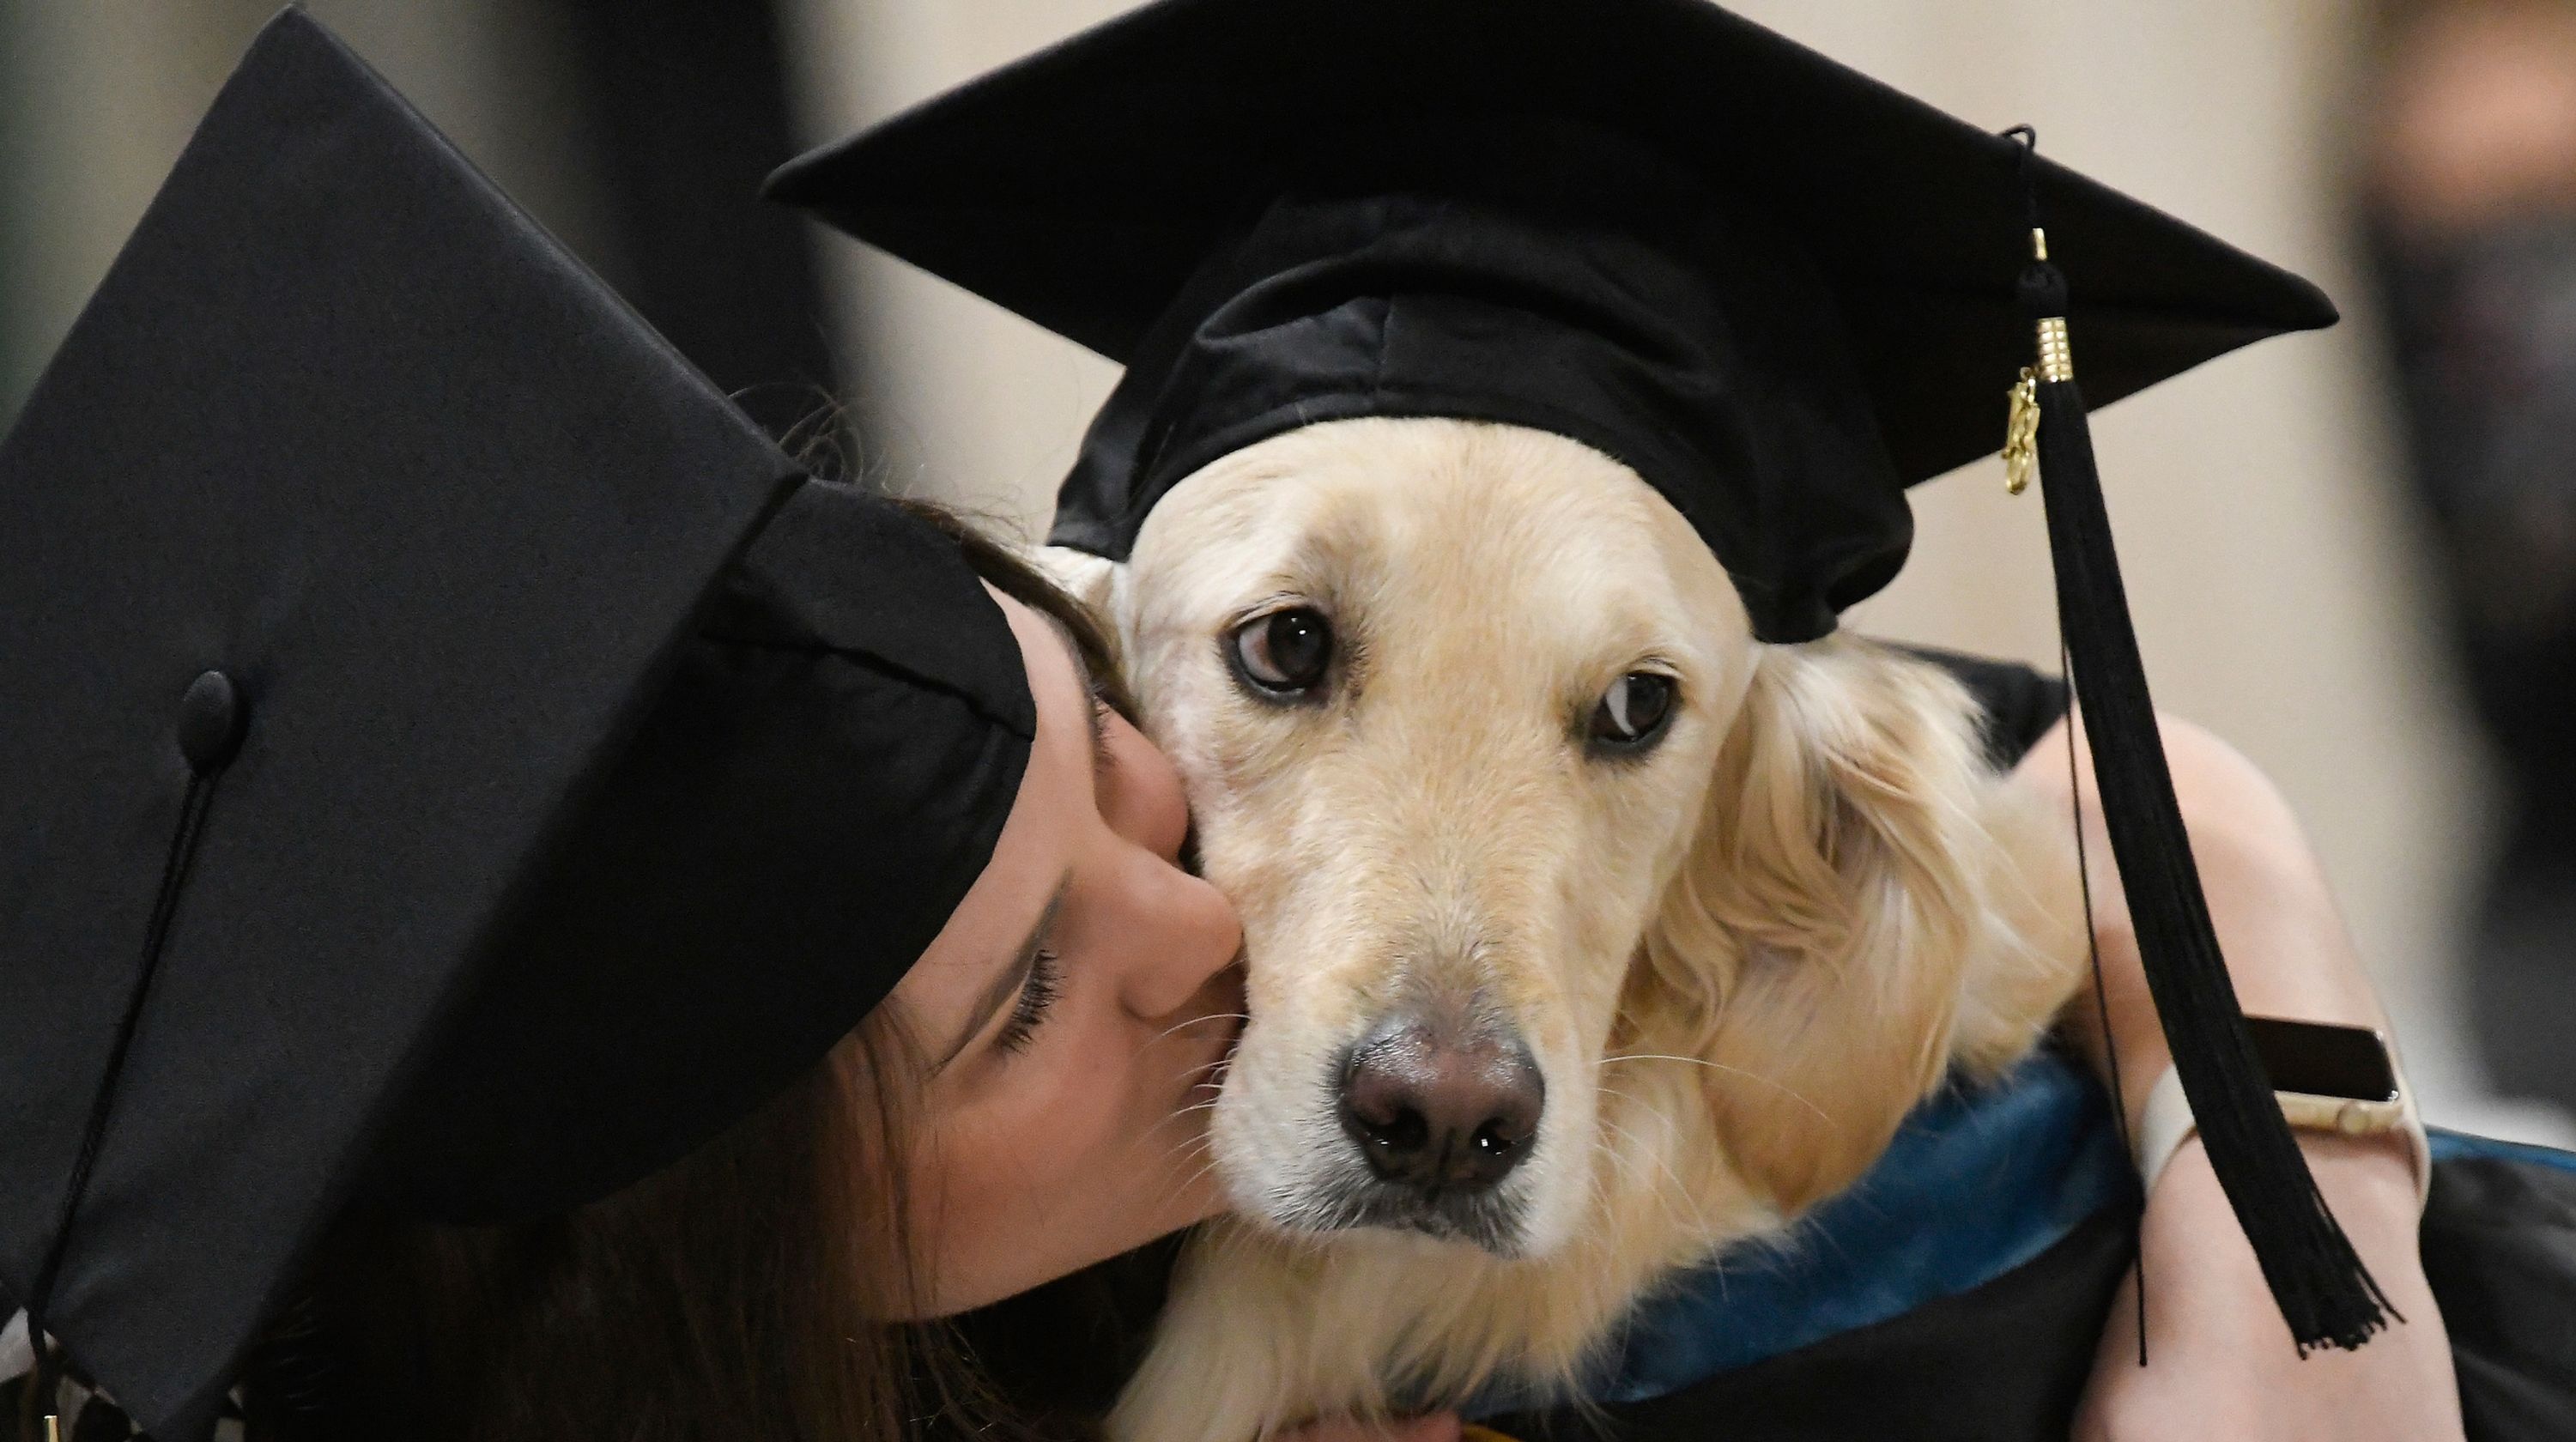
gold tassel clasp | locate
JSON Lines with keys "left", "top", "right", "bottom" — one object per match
{"left": 2003, "top": 367, "right": 2039, "bottom": 494}
{"left": 2005, "top": 224, "right": 2072, "bottom": 493}
{"left": 2035, "top": 316, "right": 2073, "bottom": 384}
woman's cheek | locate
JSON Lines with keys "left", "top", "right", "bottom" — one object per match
{"left": 974, "top": 1014, "right": 1125, "bottom": 1201}
{"left": 1031, "top": 1008, "right": 1126, "bottom": 1163}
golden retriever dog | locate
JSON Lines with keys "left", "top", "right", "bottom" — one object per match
{"left": 1040, "top": 415, "right": 2092, "bottom": 1440}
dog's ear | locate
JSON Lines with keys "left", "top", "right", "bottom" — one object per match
{"left": 1027, "top": 543, "right": 1124, "bottom": 614}
{"left": 1027, "top": 544, "right": 1133, "bottom": 651}
{"left": 1638, "top": 639, "right": 2052, "bottom": 1215}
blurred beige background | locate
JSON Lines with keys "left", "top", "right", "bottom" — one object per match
{"left": 4, "top": 1, "right": 2552, "bottom": 1137}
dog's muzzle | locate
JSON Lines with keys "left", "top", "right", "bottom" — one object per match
{"left": 1321, "top": 1011, "right": 1544, "bottom": 1249}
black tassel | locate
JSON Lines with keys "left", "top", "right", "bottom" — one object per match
{"left": 2007, "top": 128, "right": 2392, "bottom": 1353}
{"left": 21, "top": 672, "right": 248, "bottom": 1438}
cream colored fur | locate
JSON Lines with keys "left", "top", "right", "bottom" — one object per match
{"left": 1037, "top": 417, "right": 2089, "bottom": 1440}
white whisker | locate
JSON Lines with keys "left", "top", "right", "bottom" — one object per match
{"left": 1155, "top": 1011, "right": 1252, "bottom": 1045}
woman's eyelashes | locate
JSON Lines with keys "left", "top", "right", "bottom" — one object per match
{"left": 994, "top": 947, "right": 1064, "bottom": 1055}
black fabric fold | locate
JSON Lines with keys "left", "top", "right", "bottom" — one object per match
{"left": 1483, "top": 1205, "right": 2137, "bottom": 1442}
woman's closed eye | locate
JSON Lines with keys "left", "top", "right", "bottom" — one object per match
{"left": 981, "top": 694, "right": 1111, "bottom": 1061}
{"left": 994, "top": 946, "right": 1063, "bottom": 1054}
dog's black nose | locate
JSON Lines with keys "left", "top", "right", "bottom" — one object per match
{"left": 1337, "top": 1015, "right": 1543, "bottom": 1191}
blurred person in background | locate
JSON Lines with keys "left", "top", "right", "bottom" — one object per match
{"left": 2366, "top": 0, "right": 2576, "bottom": 1115}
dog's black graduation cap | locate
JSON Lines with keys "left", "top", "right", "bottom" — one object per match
{"left": 0, "top": 12, "right": 1031, "bottom": 1439}
{"left": 774, "top": 0, "right": 2392, "bottom": 1354}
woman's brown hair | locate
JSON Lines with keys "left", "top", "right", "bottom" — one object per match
{"left": 212, "top": 500, "right": 1159, "bottom": 1442}
{"left": 895, "top": 499, "right": 1136, "bottom": 718}
{"left": 259, "top": 1020, "right": 940, "bottom": 1442}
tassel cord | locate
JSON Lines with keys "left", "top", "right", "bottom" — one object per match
{"left": 22, "top": 767, "right": 227, "bottom": 1425}
{"left": 2058, "top": 640, "right": 2149, "bottom": 1366}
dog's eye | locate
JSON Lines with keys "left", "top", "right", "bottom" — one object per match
{"left": 1230, "top": 607, "right": 1334, "bottom": 697}
{"left": 1589, "top": 672, "right": 1676, "bottom": 751}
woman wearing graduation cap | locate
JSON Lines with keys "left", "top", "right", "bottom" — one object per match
{"left": 0, "top": 7, "right": 2514, "bottom": 1442}
{"left": 0, "top": 15, "right": 1276, "bottom": 1442}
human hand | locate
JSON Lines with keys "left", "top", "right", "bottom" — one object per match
{"left": 1275, "top": 1412, "right": 1463, "bottom": 1442}
{"left": 2072, "top": 1134, "right": 2462, "bottom": 1441}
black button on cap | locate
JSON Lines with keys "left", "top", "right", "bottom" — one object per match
{"left": 176, "top": 670, "right": 246, "bottom": 774}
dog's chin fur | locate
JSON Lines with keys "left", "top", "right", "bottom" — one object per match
{"left": 1039, "top": 417, "right": 2089, "bottom": 1442}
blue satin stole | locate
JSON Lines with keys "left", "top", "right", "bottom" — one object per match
{"left": 1467, "top": 1046, "right": 2136, "bottom": 1414}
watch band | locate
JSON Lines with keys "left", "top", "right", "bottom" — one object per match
{"left": 2133, "top": 1062, "right": 2431, "bottom": 1212}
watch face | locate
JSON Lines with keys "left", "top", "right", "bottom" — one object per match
{"left": 2244, "top": 1016, "right": 2399, "bottom": 1103}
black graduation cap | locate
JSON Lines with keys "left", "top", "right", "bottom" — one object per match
{"left": 0, "top": 11, "right": 1031, "bottom": 1439}
{"left": 772, "top": 0, "right": 2391, "bottom": 1353}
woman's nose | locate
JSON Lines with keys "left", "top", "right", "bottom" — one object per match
{"left": 1114, "top": 849, "right": 1243, "bottom": 1021}
{"left": 1100, "top": 709, "right": 1191, "bottom": 861}
{"left": 1096, "top": 707, "right": 1240, "bottom": 1015}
